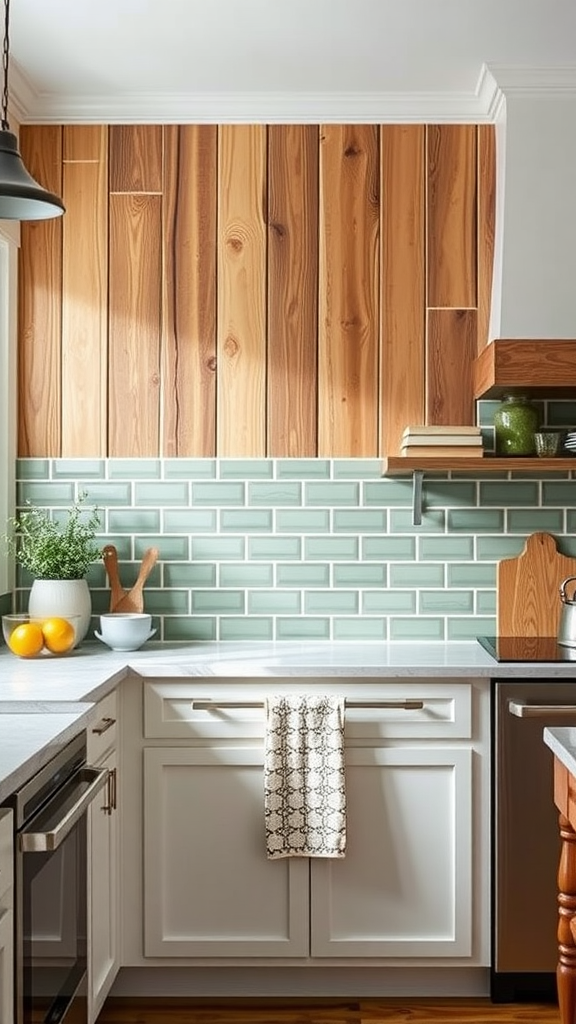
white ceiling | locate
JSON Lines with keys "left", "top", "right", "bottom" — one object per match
{"left": 6, "top": 0, "right": 576, "bottom": 123}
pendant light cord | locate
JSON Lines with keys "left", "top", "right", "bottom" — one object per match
{"left": 2, "top": 0, "right": 10, "bottom": 131}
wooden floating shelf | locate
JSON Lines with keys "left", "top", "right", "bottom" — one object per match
{"left": 382, "top": 457, "right": 576, "bottom": 476}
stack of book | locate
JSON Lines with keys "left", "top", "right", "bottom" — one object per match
{"left": 401, "top": 425, "right": 484, "bottom": 458}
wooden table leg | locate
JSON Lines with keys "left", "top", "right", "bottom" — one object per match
{"left": 557, "top": 812, "right": 576, "bottom": 1024}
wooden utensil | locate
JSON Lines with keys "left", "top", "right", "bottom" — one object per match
{"left": 113, "top": 547, "right": 159, "bottom": 613}
{"left": 102, "top": 544, "right": 128, "bottom": 612}
{"left": 497, "top": 532, "right": 576, "bottom": 638}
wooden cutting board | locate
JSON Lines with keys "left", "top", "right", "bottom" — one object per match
{"left": 497, "top": 532, "right": 576, "bottom": 637}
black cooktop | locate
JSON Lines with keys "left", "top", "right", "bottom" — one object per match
{"left": 478, "top": 635, "right": 576, "bottom": 662}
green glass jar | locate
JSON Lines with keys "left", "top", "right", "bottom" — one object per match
{"left": 493, "top": 394, "right": 540, "bottom": 456}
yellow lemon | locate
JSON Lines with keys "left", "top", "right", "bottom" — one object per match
{"left": 41, "top": 617, "right": 76, "bottom": 654}
{"left": 8, "top": 622, "right": 45, "bottom": 658}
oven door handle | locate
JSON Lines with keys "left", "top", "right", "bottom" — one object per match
{"left": 508, "top": 700, "right": 576, "bottom": 718}
{"left": 19, "top": 765, "right": 109, "bottom": 853}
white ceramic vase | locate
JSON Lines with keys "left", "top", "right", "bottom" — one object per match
{"left": 28, "top": 578, "right": 92, "bottom": 646}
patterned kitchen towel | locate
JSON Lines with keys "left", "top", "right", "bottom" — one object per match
{"left": 264, "top": 693, "right": 346, "bottom": 859}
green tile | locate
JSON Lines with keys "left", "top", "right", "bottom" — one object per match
{"left": 166, "top": 563, "right": 216, "bottom": 587}
{"left": 164, "top": 510, "right": 217, "bottom": 532}
{"left": 507, "top": 509, "right": 564, "bottom": 532}
{"left": 220, "top": 509, "right": 273, "bottom": 532}
{"left": 249, "top": 591, "right": 301, "bottom": 614}
{"left": 333, "top": 564, "right": 387, "bottom": 586}
{"left": 419, "top": 536, "right": 475, "bottom": 560}
{"left": 219, "top": 564, "right": 274, "bottom": 587}
{"left": 447, "top": 617, "right": 496, "bottom": 640}
{"left": 305, "top": 537, "right": 359, "bottom": 560}
{"left": 191, "top": 537, "right": 245, "bottom": 560}
{"left": 567, "top": 511, "right": 576, "bottom": 534}
{"left": 423, "top": 481, "right": 477, "bottom": 507}
{"left": 192, "top": 590, "right": 245, "bottom": 613}
{"left": 276, "top": 563, "right": 330, "bottom": 586}
{"left": 547, "top": 402, "right": 576, "bottom": 427}
{"left": 333, "top": 459, "right": 382, "bottom": 479}
{"left": 276, "top": 460, "right": 331, "bottom": 479}
{"left": 448, "top": 508, "right": 504, "bottom": 532}
{"left": 164, "top": 616, "right": 217, "bottom": 641}
{"left": 477, "top": 400, "right": 501, "bottom": 427}
{"left": 134, "top": 536, "right": 189, "bottom": 559}
{"left": 17, "top": 482, "right": 75, "bottom": 505}
{"left": 542, "top": 482, "right": 576, "bottom": 505}
{"left": 249, "top": 537, "right": 301, "bottom": 560}
{"left": 143, "top": 590, "right": 189, "bottom": 614}
{"left": 333, "top": 618, "right": 387, "bottom": 639}
{"left": 333, "top": 509, "right": 387, "bottom": 532}
{"left": 477, "top": 591, "right": 497, "bottom": 614}
{"left": 276, "top": 617, "right": 331, "bottom": 639}
{"left": 164, "top": 458, "right": 216, "bottom": 479}
{"left": 219, "top": 617, "right": 274, "bottom": 641}
{"left": 363, "top": 591, "right": 416, "bottom": 613}
{"left": 364, "top": 480, "right": 413, "bottom": 507}
{"left": 276, "top": 510, "right": 330, "bottom": 533}
{"left": 389, "top": 509, "right": 445, "bottom": 533}
{"left": 389, "top": 618, "right": 445, "bottom": 640}
{"left": 108, "top": 562, "right": 161, "bottom": 588}
{"left": 75, "top": 482, "right": 132, "bottom": 505}
{"left": 479, "top": 481, "right": 540, "bottom": 506}
{"left": 107, "top": 509, "right": 161, "bottom": 533}
{"left": 305, "top": 482, "right": 360, "bottom": 506}
{"left": 16, "top": 458, "right": 50, "bottom": 480}
{"left": 362, "top": 537, "right": 415, "bottom": 560}
{"left": 419, "top": 590, "right": 474, "bottom": 613}
{"left": 389, "top": 563, "right": 445, "bottom": 587}
{"left": 559, "top": 537, "right": 576, "bottom": 558}
{"left": 192, "top": 482, "right": 245, "bottom": 505}
{"left": 476, "top": 536, "right": 526, "bottom": 560}
{"left": 135, "top": 482, "right": 189, "bottom": 505}
{"left": 305, "top": 591, "right": 359, "bottom": 614}
{"left": 219, "top": 459, "right": 274, "bottom": 479}
{"left": 108, "top": 459, "right": 161, "bottom": 478}
{"left": 52, "top": 459, "right": 106, "bottom": 479}
{"left": 447, "top": 563, "right": 496, "bottom": 587}
{"left": 248, "top": 482, "right": 302, "bottom": 506}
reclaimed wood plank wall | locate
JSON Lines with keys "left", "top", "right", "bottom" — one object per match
{"left": 17, "top": 122, "right": 495, "bottom": 459}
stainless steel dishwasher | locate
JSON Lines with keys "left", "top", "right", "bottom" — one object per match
{"left": 493, "top": 678, "right": 576, "bottom": 1002}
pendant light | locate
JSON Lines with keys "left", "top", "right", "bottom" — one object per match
{"left": 0, "top": 0, "right": 64, "bottom": 219}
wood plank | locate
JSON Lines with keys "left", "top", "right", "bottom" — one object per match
{"left": 427, "top": 125, "right": 477, "bottom": 309}
{"left": 477, "top": 125, "right": 496, "bottom": 353}
{"left": 108, "top": 194, "right": 162, "bottom": 456}
{"left": 267, "top": 124, "right": 319, "bottom": 457}
{"left": 318, "top": 124, "right": 380, "bottom": 456}
{"left": 61, "top": 126, "right": 108, "bottom": 456}
{"left": 162, "top": 125, "right": 217, "bottom": 457}
{"left": 426, "top": 309, "right": 476, "bottom": 425}
{"left": 217, "top": 125, "right": 267, "bottom": 456}
{"left": 380, "top": 125, "right": 425, "bottom": 456}
{"left": 17, "top": 126, "right": 63, "bottom": 457}
{"left": 109, "top": 125, "right": 163, "bottom": 193}
{"left": 474, "top": 339, "right": 576, "bottom": 399}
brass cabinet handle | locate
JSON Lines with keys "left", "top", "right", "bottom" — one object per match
{"left": 92, "top": 716, "right": 116, "bottom": 735}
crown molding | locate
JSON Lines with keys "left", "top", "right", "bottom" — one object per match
{"left": 9, "top": 62, "right": 502, "bottom": 125}
{"left": 487, "top": 63, "right": 576, "bottom": 96}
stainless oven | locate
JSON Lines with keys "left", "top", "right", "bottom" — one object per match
{"left": 5, "top": 732, "right": 108, "bottom": 1024}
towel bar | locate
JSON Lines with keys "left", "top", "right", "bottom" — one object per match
{"left": 190, "top": 698, "right": 424, "bottom": 711}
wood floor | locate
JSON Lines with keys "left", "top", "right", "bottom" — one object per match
{"left": 97, "top": 998, "right": 562, "bottom": 1023}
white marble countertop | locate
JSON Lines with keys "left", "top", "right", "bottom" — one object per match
{"left": 544, "top": 726, "right": 576, "bottom": 777}
{"left": 1, "top": 638, "right": 575, "bottom": 804}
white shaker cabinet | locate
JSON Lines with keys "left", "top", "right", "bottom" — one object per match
{"left": 137, "top": 678, "right": 488, "bottom": 966}
{"left": 0, "top": 807, "right": 13, "bottom": 1024}
{"left": 87, "top": 690, "right": 120, "bottom": 1024}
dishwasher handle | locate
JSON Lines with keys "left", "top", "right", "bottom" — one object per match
{"left": 508, "top": 700, "right": 576, "bottom": 719}
{"left": 19, "top": 765, "right": 108, "bottom": 853}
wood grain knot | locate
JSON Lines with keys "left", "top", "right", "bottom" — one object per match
{"left": 227, "top": 235, "right": 244, "bottom": 254}
{"left": 344, "top": 144, "right": 361, "bottom": 158}
{"left": 206, "top": 357, "right": 217, "bottom": 373}
{"left": 270, "top": 222, "right": 286, "bottom": 239}
{"left": 224, "top": 335, "right": 239, "bottom": 357}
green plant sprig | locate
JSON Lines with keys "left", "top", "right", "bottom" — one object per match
{"left": 5, "top": 493, "right": 103, "bottom": 580}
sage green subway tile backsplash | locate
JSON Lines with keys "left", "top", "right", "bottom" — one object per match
{"left": 13, "top": 458, "right": 576, "bottom": 643}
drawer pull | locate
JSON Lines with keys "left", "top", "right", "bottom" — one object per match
{"left": 191, "top": 698, "right": 424, "bottom": 711}
{"left": 102, "top": 767, "right": 117, "bottom": 815}
{"left": 92, "top": 716, "right": 116, "bottom": 735}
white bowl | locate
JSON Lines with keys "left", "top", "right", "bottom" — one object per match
{"left": 95, "top": 612, "right": 156, "bottom": 651}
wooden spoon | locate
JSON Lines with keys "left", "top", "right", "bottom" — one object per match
{"left": 102, "top": 544, "right": 128, "bottom": 612}
{"left": 113, "top": 547, "right": 159, "bottom": 613}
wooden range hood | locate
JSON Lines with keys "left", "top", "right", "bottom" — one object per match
{"left": 473, "top": 339, "right": 576, "bottom": 400}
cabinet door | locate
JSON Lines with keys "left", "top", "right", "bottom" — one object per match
{"left": 88, "top": 747, "right": 119, "bottom": 1024}
{"left": 311, "top": 746, "right": 472, "bottom": 957}
{"left": 0, "top": 807, "right": 13, "bottom": 1024}
{"left": 143, "top": 746, "right": 309, "bottom": 957}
